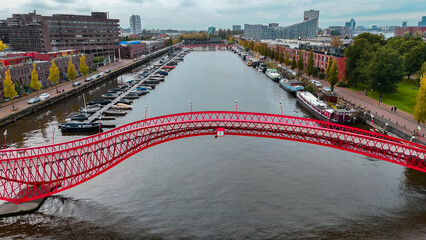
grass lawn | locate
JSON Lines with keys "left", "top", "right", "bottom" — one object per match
{"left": 348, "top": 78, "right": 419, "bottom": 114}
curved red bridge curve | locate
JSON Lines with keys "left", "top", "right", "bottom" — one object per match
{"left": 0, "top": 111, "right": 425, "bottom": 203}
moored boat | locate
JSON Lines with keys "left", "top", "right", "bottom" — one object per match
{"left": 110, "top": 103, "right": 132, "bottom": 110}
{"left": 266, "top": 68, "right": 281, "bottom": 82}
{"left": 59, "top": 122, "right": 101, "bottom": 132}
{"left": 296, "top": 91, "right": 355, "bottom": 125}
{"left": 88, "top": 99, "right": 111, "bottom": 105}
{"left": 101, "top": 93, "right": 119, "bottom": 99}
{"left": 103, "top": 109, "right": 128, "bottom": 116}
{"left": 279, "top": 79, "right": 304, "bottom": 93}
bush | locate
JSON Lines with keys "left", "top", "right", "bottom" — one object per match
{"left": 318, "top": 72, "right": 325, "bottom": 79}
{"left": 337, "top": 81, "right": 348, "bottom": 87}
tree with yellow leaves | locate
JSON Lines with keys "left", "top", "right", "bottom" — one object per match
{"left": 79, "top": 54, "right": 89, "bottom": 76}
{"left": 3, "top": 69, "right": 17, "bottom": 110}
{"left": 67, "top": 58, "right": 77, "bottom": 82}
{"left": 48, "top": 60, "right": 60, "bottom": 92}
{"left": 30, "top": 63, "right": 41, "bottom": 94}
{"left": 0, "top": 40, "right": 8, "bottom": 51}
{"left": 414, "top": 74, "right": 426, "bottom": 124}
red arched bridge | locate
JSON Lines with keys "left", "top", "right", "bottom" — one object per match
{"left": 0, "top": 111, "right": 425, "bottom": 203}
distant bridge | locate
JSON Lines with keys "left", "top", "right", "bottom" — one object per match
{"left": 182, "top": 44, "right": 232, "bottom": 48}
{"left": 0, "top": 111, "right": 424, "bottom": 203}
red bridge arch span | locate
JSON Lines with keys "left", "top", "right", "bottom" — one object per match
{"left": 0, "top": 111, "right": 425, "bottom": 203}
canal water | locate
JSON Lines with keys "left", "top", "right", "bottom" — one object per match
{"left": 1, "top": 50, "right": 426, "bottom": 239}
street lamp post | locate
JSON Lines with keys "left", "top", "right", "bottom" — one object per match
{"left": 371, "top": 113, "right": 375, "bottom": 132}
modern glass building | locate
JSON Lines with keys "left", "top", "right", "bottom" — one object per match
{"left": 129, "top": 14, "right": 142, "bottom": 35}
{"left": 244, "top": 10, "right": 319, "bottom": 40}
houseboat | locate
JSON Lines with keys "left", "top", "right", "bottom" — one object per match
{"left": 279, "top": 79, "right": 305, "bottom": 93}
{"left": 296, "top": 91, "right": 356, "bottom": 125}
{"left": 265, "top": 69, "right": 281, "bottom": 82}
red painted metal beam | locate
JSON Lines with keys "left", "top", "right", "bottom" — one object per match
{"left": 0, "top": 111, "right": 424, "bottom": 203}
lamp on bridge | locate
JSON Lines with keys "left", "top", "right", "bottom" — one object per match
{"left": 371, "top": 113, "right": 375, "bottom": 132}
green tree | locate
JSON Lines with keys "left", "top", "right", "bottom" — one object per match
{"left": 79, "top": 54, "right": 89, "bottom": 76}
{"left": 48, "top": 60, "right": 60, "bottom": 92}
{"left": 93, "top": 56, "right": 105, "bottom": 67}
{"left": 325, "top": 56, "right": 333, "bottom": 79}
{"left": 368, "top": 45, "right": 404, "bottom": 101}
{"left": 419, "top": 62, "right": 426, "bottom": 79}
{"left": 297, "top": 50, "right": 304, "bottom": 71}
{"left": 414, "top": 74, "right": 426, "bottom": 124}
{"left": 305, "top": 50, "right": 314, "bottom": 76}
{"left": 67, "top": 58, "right": 77, "bottom": 82}
{"left": 279, "top": 49, "right": 284, "bottom": 63}
{"left": 403, "top": 42, "right": 426, "bottom": 79}
{"left": 344, "top": 33, "right": 386, "bottom": 87}
{"left": 291, "top": 55, "right": 296, "bottom": 70}
{"left": 3, "top": 69, "right": 17, "bottom": 110}
{"left": 284, "top": 53, "right": 290, "bottom": 65}
{"left": 328, "top": 59, "right": 339, "bottom": 91}
{"left": 30, "top": 64, "right": 41, "bottom": 93}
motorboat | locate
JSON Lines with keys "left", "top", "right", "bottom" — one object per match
{"left": 110, "top": 103, "right": 132, "bottom": 110}
{"left": 88, "top": 99, "right": 111, "bottom": 105}
{"left": 117, "top": 99, "right": 133, "bottom": 105}
{"left": 103, "top": 109, "right": 128, "bottom": 116}
{"left": 102, "top": 93, "right": 119, "bottom": 99}
{"left": 266, "top": 69, "right": 281, "bottom": 82}
{"left": 59, "top": 123, "right": 101, "bottom": 132}
{"left": 70, "top": 113, "right": 89, "bottom": 121}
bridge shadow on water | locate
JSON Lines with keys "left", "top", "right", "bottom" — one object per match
{"left": 0, "top": 196, "right": 152, "bottom": 239}
{"left": 310, "top": 168, "right": 426, "bottom": 239}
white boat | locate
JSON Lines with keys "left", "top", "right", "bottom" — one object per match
{"left": 265, "top": 68, "right": 281, "bottom": 82}
{"left": 110, "top": 103, "right": 132, "bottom": 110}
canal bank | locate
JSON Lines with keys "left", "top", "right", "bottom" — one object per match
{"left": 0, "top": 45, "right": 176, "bottom": 129}
{"left": 1, "top": 50, "right": 426, "bottom": 239}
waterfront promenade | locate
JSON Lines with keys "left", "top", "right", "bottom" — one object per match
{"left": 0, "top": 59, "right": 133, "bottom": 120}
{"left": 318, "top": 78, "right": 426, "bottom": 143}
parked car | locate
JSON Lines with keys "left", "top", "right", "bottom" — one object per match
{"left": 28, "top": 97, "right": 40, "bottom": 104}
{"left": 309, "top": 80, "right": 322, "bottom": 88}
{"left": 105, "top": 69, "right": 111, "bottom": 73}
{"left": 99, "top": 72, "right": 105, "bottom": 76}
{"left": 39, "top": 93, "right": 50, "bottom": 100}
{"left": 322, "top": 87, "right": 332, "bottom": 92}
{"left": 73, "top": 81, "right": 82, "bottom": 87}
{"left": 85, "top": 76, "right": 93, "bottom": 82}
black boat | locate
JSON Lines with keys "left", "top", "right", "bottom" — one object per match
{"left": 59, "top": 122, "right": 101, "bottom": 132}
{"left": 140, "top": 84, "right": 156, "bottom": 89}
{"left": 143, "top": 79, "right": 160, "bottom": 84}
{"left": 88, "top": 99, "right": 111, "bottom": 105}
{"left": 70, "top": 113, "right": 89, "bottom": 121}
{"left": 117, "top": 99, "right": 133, "bottom": 105}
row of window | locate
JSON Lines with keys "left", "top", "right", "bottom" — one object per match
{"left": 48, "top": 25, "right": 118, "bottom": 29}
{"left": 46, "top": 20, "right": 116, "bottom": 25}
{"left": 48, "top": 29, "right": 117, "bottom": 33}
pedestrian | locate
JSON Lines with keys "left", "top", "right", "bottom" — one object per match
{"left": 394, "top": 106, "right": 397, "bottom": 112}
{"left": 391, "top": 105, "right": 394, "bottom": 112}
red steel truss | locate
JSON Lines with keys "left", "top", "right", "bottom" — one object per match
{"left": 0, "top": 111, "right": 425, "bottom": 203}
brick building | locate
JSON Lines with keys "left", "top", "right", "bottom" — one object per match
{"left": 0, "top": 52, "right": 93, "bottom": 95}
{"left": 394, "top": 26, "right": 426, "bottom": 37}
{"left": 273, "top": 45, "right": 346, "bottom": 81}
{"left": 119, "top": 41, "right": 147, "bottom": 59}
{"left": 0, "top": 11, "right": 119, "bottom": 61}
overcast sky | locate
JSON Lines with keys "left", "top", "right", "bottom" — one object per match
{"left": 0, "top": 0, "right": 425, "bottom": 30}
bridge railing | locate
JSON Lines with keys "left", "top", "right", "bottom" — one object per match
{"left": 0, "top": 112, "right": 424, "bottom": 160}
{"left": 0, "top": 112, "right": 425, "bottom": 203}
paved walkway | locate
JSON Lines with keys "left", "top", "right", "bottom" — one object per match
{"left": 270, "top": 59, "right": 425, "bottom": 142}
{"left": 0, "top": 59, "right": 133, "bottom": 119}
{"left": 315, "top": 76, "right": 426, "bottom": 141}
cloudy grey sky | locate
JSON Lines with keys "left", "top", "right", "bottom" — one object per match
{"left": 0, "top": 0, "right": 425, "bottom": 30}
